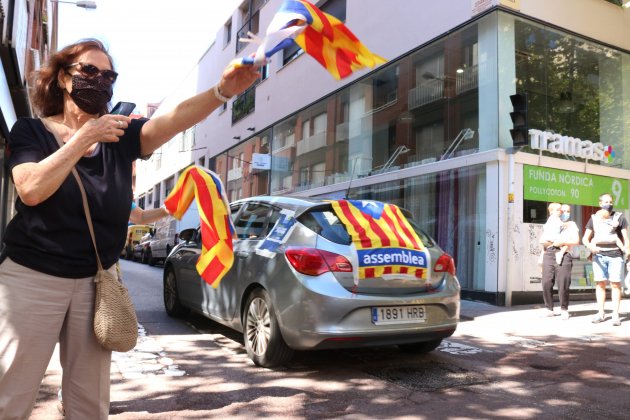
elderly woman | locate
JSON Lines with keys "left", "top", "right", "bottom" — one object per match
{"left": 0, "top": 39, "right": 258, "bottom": 419}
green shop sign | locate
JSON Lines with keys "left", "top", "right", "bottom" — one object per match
{"left": 523, "top": 165, "right": 628, "bottom": 209}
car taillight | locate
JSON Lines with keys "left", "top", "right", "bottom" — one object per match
{"left": 285, "top": 247, "right": 353, "bottom": 276}
{"left": 434, "top": 253, "right": 456, "bottom": 276}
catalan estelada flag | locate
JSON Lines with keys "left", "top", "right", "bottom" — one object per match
{"left": 164, "top": 166, "right": 234, "bottom": 288}
{"left": 330, "top": 200, "right": 428, "bottom": 280}
{"left": 239, "top": 0, "right": 386, "bottom": 80}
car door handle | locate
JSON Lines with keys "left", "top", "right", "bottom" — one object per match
{"left": 235, "top": 251, "right": 249, "bottom": 259}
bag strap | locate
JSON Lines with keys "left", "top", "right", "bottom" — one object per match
{"left": 49, "top": 124, "right": 104, "bottom": 272}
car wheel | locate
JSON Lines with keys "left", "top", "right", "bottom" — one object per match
{"left": 397, "top": 339, "right": 443, "bottom": 354}
{"left": 243, "top": 289, "right": 293, "bottom": 368}
{"left": 163, "top": 268, "right": 187, "bottom": 317}
{"left": 147, "top": 250, "right": 155, "bottom": 266}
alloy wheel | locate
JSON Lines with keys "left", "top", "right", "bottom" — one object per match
{"left": 246, "top": 297, "right": 271, "bottom": 356}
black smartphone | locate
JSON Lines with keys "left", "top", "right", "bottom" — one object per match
{"left": 110, "top": 101, "right": 136, "bottom": 116}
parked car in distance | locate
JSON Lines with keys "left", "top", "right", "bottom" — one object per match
{"left": 132, "top": 233, "right": 152, "bottom": 263}
{"left": 122, "top": 224, "right": 153, "bottom": 260}
{"left": 163, "top": 197, "right": 460, "bottom": 368}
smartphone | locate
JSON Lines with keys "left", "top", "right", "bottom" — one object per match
{"left": 110, "top": 101, "right": 136, "bottom": 116}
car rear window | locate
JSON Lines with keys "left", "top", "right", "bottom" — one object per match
{"left": 298, "top": 205, "right": 434, "bottom": 248}
{"left": 298, "top": 209, "right": 352, "bottom": 245}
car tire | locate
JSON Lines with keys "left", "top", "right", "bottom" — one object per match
{"left": 397, "top": 339, "right": 443, "bottom": 354}
{"left": 147, "top": 249, "right": 155, "bottom": 266}
{"left": 163, "top": 268, "right": 187, "bottom": 317}
{"left": 243, "top": 289, "right": 293, "bottom": 368}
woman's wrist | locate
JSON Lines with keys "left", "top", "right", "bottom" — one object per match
{"left": 212, "top": 84, "right": 232, "bottom": 102}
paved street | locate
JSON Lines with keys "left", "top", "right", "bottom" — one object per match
{"left": 31, "top": 260, "right": 630, "bottom": 419}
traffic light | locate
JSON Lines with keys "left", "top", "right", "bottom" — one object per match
{"left": 509, "top": 93, "right": 529, "bottom": 147}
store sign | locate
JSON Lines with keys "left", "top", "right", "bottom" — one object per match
{"left": 523, "top": 165, "right": 628, "bottom": 209}
{"left": 528, "top": 129, "right": 614, "bottom": 163}
{"left": 251, "top": 153, "right": 271, "bottom": 170}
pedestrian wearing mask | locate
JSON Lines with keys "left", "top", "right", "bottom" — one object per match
{"left": 539, "top": 203, "right": 579, "bottom": 319}
{"left": 0, "top": 39, "right": 259, "bottom": 419}
{"left": 582, "top": 193, "right": 629, "bottom": 326}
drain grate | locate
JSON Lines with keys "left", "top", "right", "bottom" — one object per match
{"left": 364, "top": 362, "right": 489, "bottom": 392}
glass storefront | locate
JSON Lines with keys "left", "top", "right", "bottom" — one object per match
{"left": 500, "top": 14, "right": 630, "bottom": 292}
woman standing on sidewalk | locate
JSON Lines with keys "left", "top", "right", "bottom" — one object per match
{"left": 582, "top": 193, "right": 629, "bottom": 326}
{"left": 0, "top": 39, "right": 258, "bottom": 419}
{"left": 539, "top": 203, "right": 579, "bottom": 319}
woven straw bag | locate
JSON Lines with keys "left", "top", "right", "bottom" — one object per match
{"left": 52, "top": 130, "right": 138, "bottom": 352}
{"left": 93, "top": 268, "right": 138, "bottom": 352}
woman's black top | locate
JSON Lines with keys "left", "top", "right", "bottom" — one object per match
{"left": 3, "top": 117, "right": 148, "bottom": 278}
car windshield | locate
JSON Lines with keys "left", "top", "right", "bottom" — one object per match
{"left": 298, "top": 204, "right": 434, "bottom": 248}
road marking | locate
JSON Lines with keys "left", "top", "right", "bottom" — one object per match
{"left": 438, "top": 340, "right": 485, "bottom": 355}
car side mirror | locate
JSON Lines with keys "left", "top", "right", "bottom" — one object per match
{"left": 179, "top": 228, "right": 196, "bottom": 243}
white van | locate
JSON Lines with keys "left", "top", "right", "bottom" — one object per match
{"left": 144, "top": 201, "right": 199, "bottom": 265}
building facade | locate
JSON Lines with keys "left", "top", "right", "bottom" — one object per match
{"left": 1, "top": 0, "right": 51, "bottom": 238}
{"left": 135, "top": 0, "right": 630, "bottom": 305}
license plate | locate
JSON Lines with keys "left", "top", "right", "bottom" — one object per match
{"left": 371, "top": 305, "right": 426, "bottom": 324}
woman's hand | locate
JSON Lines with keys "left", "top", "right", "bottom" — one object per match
{"left": 73, "top": 114, "right": 131, "bottom": 146}
{"left": 216, "top": 63, "right": 260, "bottom": 98}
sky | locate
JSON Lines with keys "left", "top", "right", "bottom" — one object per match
{"left": 56, "top": 0, "right": 241, "bottom": 114}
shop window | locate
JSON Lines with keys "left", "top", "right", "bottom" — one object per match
{"left": 523, "top": 200, "right": 549, "bottom": 224}
{"left": 513, "top": 17, "right": 627, "bottom": 166}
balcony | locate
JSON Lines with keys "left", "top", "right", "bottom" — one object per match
{"left": 456, "top": 64, "right": 478, "bottom": 95}
{"left": 296, "top": 132, "right": 327, "bottom": 155}
{"left": 272, "top": 133, "right": 295, "bottom": 153}
{"left": 335, "top": 118, "right": 372, "bottom": 142}
{"left": 408, "top": 79, "right": 444, "bottom": 110}
{"left": 227, "top": 166, "right": 243, "bottom": 181}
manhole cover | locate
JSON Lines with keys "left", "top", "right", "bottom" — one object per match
{"left": 364, "top": 362, "right": 489, "bottom": 391}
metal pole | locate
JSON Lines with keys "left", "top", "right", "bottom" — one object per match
{"left": 505, "top": 148, "right": 516, "bottom": 307}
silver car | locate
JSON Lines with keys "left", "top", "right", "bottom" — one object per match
{"left": 163, "top": 197, "right": 460, "bottom": 368}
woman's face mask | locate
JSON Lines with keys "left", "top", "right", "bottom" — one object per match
{"left": 601, "top": 204, "right": 614, "bottom": 213}
{"left": 560, "top": 212, "right": 570, "bottom": 222}
{"left": 68, "top": 74, "right": 113, "bottom": 115}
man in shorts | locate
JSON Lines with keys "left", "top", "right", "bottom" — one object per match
{"left": 582, "top": 193, "right": 628, "bottom": 326}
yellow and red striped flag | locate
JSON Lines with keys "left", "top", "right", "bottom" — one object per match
{"left": 238, "top": 0, "right": 386, "bottom": 80}
{"left": 330, "top": 200, "right": 427, "bottom": 280}
{"left": 164, "top": 166, "right": 234, "bottom": 288}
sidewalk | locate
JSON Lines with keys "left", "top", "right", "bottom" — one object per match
{"left": 461, "top": 297, "right": 630, "bottom": 320}
{"left": 458, "top": 298, "right": 630, "bottom": 340}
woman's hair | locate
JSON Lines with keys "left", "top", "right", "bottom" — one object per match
{"left": 30, "top": 38, "right": 115, "bottom": 117}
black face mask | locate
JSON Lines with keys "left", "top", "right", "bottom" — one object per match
{"left": 69, "top": 74, "right": 113, "bottom": 115}
{"left": 601, "top": 204, "right": 614, "bottom": 213}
